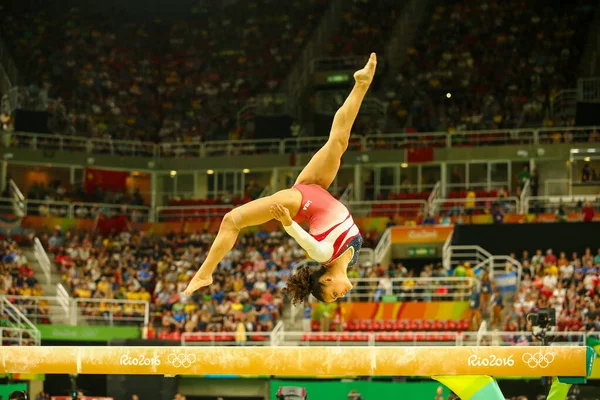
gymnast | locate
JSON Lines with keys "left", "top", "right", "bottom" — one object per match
{"left": 183, "top": 53, "right": 377, "bottom": 304}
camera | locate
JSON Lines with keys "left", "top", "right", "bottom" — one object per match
{"left": 527, "top": 307, "right": 556, "bottom": 343}
{"left": 276, "top": 386, "right": 307, "bottom": 400}
{"left": 348, "top": 390, "right": 363, "bottom": 400}
{"left": 527, "top": 308, "right": 556, "bottom": 330}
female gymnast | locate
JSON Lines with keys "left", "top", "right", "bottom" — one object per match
{"left": 183, "top": 53, "right": 377, "bottom": 304}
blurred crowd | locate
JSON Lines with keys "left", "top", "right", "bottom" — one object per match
{"left": 502, "top": 247, "right": 600, "bottom": 342}
{"left": 385, "top": 0, "right": 595, "bottom": 133}
{"left": 1, "top": 0, "right": 328, "bottom": 142}
{"left": 0, "top": 236, "right": 49, "bottom": 344}
{"left": 42, "top": 226, "right": 309, "bottom": 340}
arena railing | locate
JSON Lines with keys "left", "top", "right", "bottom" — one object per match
{"left": 155, "top": 204, "right": 235, "bottom": 222}
{"left": 180, "top": 330, "right": 597, "bottom": 347}
{"left": 5, "top": 126, "right": 600, "bottom": 159}
{"left": 71, "top": 298, "right": 150, "bottom": 327}
{"left": 0, "top": 297, "right": 41, "bottom": 345}
{"left": 524, "top": 195, "right": 600, "bottom": 214}
{"left": 24, "top": 199, "right": 151, "bottom": 221}
{"left": 345, "top": 200, "right": 427, "bottom": 218}
{"left": 1, "top": 295, "right": 64, "bottom": 325}
{"left": 33, "top": 236, "right": 51, "bottom": 285}
{"left": 374, "top": 227, "right": 391, "bottom": 265}
{"left": 431, "top": 196, "right": 520, "bottom": 216}
{"left": 346, "top": 277, "right": 478, "bottom": 302}
{"left": 462, "top": 331, "right": 587, "bottom": 347}
{"left": 442, "top": 245, "right": 492, "bottom": 272}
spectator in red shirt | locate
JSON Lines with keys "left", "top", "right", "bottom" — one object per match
{"left": 582, "top": 200, "right": 595, "bottom": 222}
{"left": 544, "top": 249, "right": 557, "bottom": 266}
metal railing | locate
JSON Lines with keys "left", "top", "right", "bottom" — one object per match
{"left": 427, "top": 181, "right": 442, "bottom": 216}
{"left": 156, "top": 204, "right": 234, "bottom": 221}
{"left": 181, "top": 331, "right": 275, "bottom": 346}
{"left": 0, "top": 297, "right": 41, "bottom": 345}
{"left": 72, "top": 298, "right": 150, "bottom": 327}
{"left": 22, "top": 198, "right": 151, "bottom": 221}
{"left": 468, "top": 331, "right": 587, "bottom": 347}
{"left": 180, "top": 329, "right": 595, "bottom": 347}
{"left": 444, "top": 245, "right": 492, "bottom": 270}
{"left": 0, "top": 293, "right": 150, "bottom": 328}
{"left": 432, "top": 196, "right": 520, "bottom": 216}
{"left": 519, "top": 179, "right": 531, "bottom": 214}
{"left": 9, "top": 179, "right": 25, "bottom": 217}
{"left": 346, "top": 200, "right": 427, "bottom": 218}
{"left": 33, "top": 237, "right": 51, "bottom": 285}
{"left": 578, "top": 78, "right": 600, "bottom": 102}
{"left": 347, "top": 277, "right": 478, "bottom": 302}
{"left": 374, "top": 227, "right": 391, "bottom": 265}
{"left": 524, "top": 195, "right": 600, "bottom": 215}
{"left": 473, "top": 255, "right": 523, "bottom": 282}
{"left": 0, "top": 327, "right": 40, "bottom": 346}
{"left": 1, "top": 295, "right": 60, "bottom": 324}
{"left": 544, "top": 179, "right": 572, "bottom": 196}
{"left": 5, "top": 126, "right": 600, "bottom": 159}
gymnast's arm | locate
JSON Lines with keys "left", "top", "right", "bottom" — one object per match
{"left": 270, "top": 203, "right": 333, "bottom": 263}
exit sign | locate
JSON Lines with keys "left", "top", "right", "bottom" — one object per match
{"left": 408, "top": 247, "right": 437, "bottom": 257}
{"left": 327, "top": 73, "right": 350, "bottom": 83}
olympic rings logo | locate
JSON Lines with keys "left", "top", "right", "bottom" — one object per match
{"left": 522, "top": 352, "right": 555, "bottom": 368}
{"left": 167, "top": 353, "right": 197, "bottom": 368}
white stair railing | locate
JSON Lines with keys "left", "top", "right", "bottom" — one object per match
{"left": 427, "top": 181, "right": 442, "bottom": 216}
{"left": 33, "top": 237, "right": 51, "bottom": 284}
{"left": 8, "top": 179, "right": 25, "bottom": 217}
{"left": 520, "top": 179, "right": 531, "bottom": 214}
{"left": 0, "top": 297, "right": 41, "bottom": 345}
{"left": 374, "top": 227, "right": 392, "bottom": 265}
{"left": 270, "top": 321, "right": 285, "bottom": 346}
{"left": 339, "top": 183, "right": 354, "bottom": 204}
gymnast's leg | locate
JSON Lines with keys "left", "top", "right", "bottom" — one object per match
{"left": 294, "top": 53, "right": 377, "bottom": 190}
{"left": 183, "top": 188, "right": 301, "bottom": 295}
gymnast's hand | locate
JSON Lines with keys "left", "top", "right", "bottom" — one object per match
{"left": 354, "top": 52, "right": 377, "bottom": 85}
{"left": 182, "top": 269, "right": 213, "bottom": 296}
{"left": 270, "top": 203, "right": 293, "bottom": 226}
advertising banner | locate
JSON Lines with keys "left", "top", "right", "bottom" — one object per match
{"left": 37, "top": 324, "right": 141, "bottom": 341}
{"left": 391, "top": 226, "right": 454, "bottom": 244}
{"left": 311, "top": 301, "right": 469, "bottom": 321}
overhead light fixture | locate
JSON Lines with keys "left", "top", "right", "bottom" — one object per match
{"left": 401, "top": 163, "right": 408, "bottom": 168}
{"left": 243, "top": 168, "right": 250, "bottom": 173}
{"left": 207, "top": 169, "right": 214, "bottom": 175}
{"left": 170, "top": 170, "right": 177, "bottom": 177}
{"left": 584, "top": 157, "right": 591, "bottom": 162}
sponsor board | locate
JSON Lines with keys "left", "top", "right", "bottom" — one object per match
{"left": 391, "top": 226, "right": 453, "bottom": 244}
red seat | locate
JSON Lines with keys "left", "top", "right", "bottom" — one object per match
{"left": 384, "top": 320, "right": 394, "bottom": 331}
{"left": 422, "top": 320, "right": 432, "bottom": 331}
{"left": 433, "top": 320, "right": 444, "bottom": 331}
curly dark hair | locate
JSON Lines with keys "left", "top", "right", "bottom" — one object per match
{"left": 284, "top": 265, "right": 328, "bottom": 304}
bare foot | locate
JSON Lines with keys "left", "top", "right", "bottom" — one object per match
{"left": 182, "top": 272, "right": 213, "bottom": 296}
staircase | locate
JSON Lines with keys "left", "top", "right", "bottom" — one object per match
{"left": 25, "top": 240, "right": 72, "bottom": 325}
{"left": 0, "top": 297, "right": 41, "bottom": 345}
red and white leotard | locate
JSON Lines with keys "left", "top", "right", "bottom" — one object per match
{"left": 283, "top": 184, "right": 361, "bottom": 265}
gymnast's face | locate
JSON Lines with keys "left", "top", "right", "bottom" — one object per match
{"left": 320, "top": 271, "right": 353, "bottom": 302}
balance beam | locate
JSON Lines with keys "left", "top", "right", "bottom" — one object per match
{"left": 0, "top": 346, "right": 587, "bottom": 377}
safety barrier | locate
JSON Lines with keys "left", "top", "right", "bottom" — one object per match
{"left": 346, "top": 277, "right": 478, "bottom": 302}
{"left": 4, "top": 126, "right": 599, "bottom": 158}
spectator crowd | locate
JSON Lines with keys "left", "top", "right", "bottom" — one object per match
{"left": 385, "top": 0, "right": 595, "bottom": 133}
{"left": 42, "top": 226, "right": 308, "bottom": 341}
{"left": 1, "top": 0, "right": 328, "bottom": 142}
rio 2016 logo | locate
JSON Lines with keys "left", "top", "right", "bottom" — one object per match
{"left": 119, "top": 354, "right": 161, "bottom": 366}
{"left": 521, "top": 352, "right": 555, "bottom": 368}
{"left": 467, "top": 354, "right": 515, "bottom": 367}
{"left": 167, "top": 353, "right": 197, "bottom": 368}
